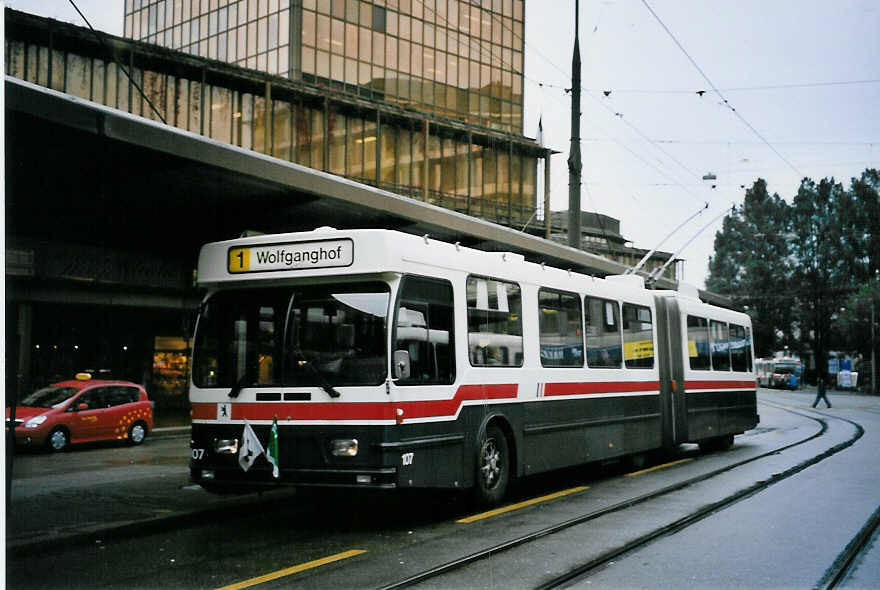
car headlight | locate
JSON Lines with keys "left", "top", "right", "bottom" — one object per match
{"left": 24, "top": 416, "right": 48, "bottom": 428}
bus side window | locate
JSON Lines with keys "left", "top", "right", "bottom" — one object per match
{"left": 393, "top": 276, "right": 456, "bottom": 385}
{"left": 687, "top": 315, "right": 710, "bottom": 370}
{"left": 466, "top": 276, "right": 523, "bottom": 367}
{"left": 538, "top": 288, "right": 584, "bottom": 367}
{"left": 585, "top": 297, "right": 621, "bottom": 368}
{"left": 730, "top": 324, "right": 748, "bottom": 372}
{"left": 710, "top": 320, "right": 731, "bottom": 371}
{"left": 745, "top": 326, "right": 753, "bottom": 372}
{"left": 622, "top": 303, "right": 654, "bottom": 369}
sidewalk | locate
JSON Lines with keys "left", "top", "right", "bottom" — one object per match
{"left": 763, "top": 384, "right": 876, "bottom": 401}
{"left": 6, "top": 424, "right": 295, "bottom": 555}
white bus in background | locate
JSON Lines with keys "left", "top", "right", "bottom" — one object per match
{"left": 756, "top": 357, "right": 801, "bottom": 389}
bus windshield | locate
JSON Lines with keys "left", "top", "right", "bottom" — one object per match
{"left": 193, "top": 283, "right": 390, "bottom": 389}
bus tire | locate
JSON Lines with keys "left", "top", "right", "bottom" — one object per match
{"left": 699, "top": 434, "right": 734, "bottom": 453}
{"left": 474, "top": 424, "right": 509, "bottom": 506}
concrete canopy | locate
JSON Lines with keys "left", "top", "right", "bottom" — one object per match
{"left": 6, "top": 77, "right": 729, "bottom": 307}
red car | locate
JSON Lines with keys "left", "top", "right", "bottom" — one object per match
{"left": 6, "top": 374, "right": 154, "bottom": 451}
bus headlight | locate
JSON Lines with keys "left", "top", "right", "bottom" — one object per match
{"left": 214, "top": 439, "right": 239, "bottom": 454}
{"left": 330, "top": 439, "right": 358, "bottom": 457}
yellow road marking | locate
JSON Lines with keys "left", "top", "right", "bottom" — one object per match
{"left": 215, "top": 549, "right": 366, "bottom": 590}
{"left": 457, "top": 486, "right": 589, "bottom": 524}
{"left": 626, "top": 457, "right": 692, "bottom": 477}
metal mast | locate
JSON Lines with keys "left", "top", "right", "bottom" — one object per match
{"left": 567, "top": 0, "right": 582, "bottom": 249}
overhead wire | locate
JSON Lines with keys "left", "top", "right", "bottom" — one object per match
{"left": 573, "top": 79, "right": 880, "bottom": 95}
{"left": 504, "top": 3, "right": 712, "bottom": 204}
{"left": 585, "top": 90, "right": 703, "bottom": 187}
{"left": 420, "top": 1, "right": 731, "bottom": 242}
{"left": 640, "top": 0, "right": 803, "bottom": 178}
{"left": 534, "top": 6, "right": 709, "bottom": 245}
{"left": 470, "top": 2, "right": 872, "bottom": 274}
{"left": 68, "top": 0, "right": 167, "bottom": 125}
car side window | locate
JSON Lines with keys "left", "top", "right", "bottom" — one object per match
{"left": 73, "top": 389, "right": 105, "bottom": 410}
{"left": 126, "top": 387, "right": 140, "bottom": 404}
{"left": 106, "top": 386, "right": 138, "bottom": 407}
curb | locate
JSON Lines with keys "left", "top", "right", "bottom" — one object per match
{"left": 150, "top": 426, "right": 191, "bottom": 438}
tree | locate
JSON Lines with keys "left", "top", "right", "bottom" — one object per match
{"left": 707, "top": 169, "right": 879, "bottom": 386}
{"left": 836, "top": 170, "right": 880, "bottom": 393}
{"left": 789, "top": 177, "right": 867, "bottom": 380}
{"left": 848, "top": 169, "right": 880, "bottom": 282}
{"left": 706, "top": 179, "right": 792, "bottom": 357}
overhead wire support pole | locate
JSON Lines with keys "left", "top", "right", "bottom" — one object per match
{"left": 567, "top": 0, "right": 582, "bottom": 249}
{"left": 626, "top": 201, "right": 709, "bottom": 275}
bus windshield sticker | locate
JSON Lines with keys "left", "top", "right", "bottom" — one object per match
{"left": 228, "top": 239, "right": 353, "bottom": 274}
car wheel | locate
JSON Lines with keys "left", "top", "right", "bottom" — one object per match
{"left": 474, "top": 424, "right": 510, "bottom": 506}
{"left": 47, "top": 427, "right": 69, "bottom": 452}
{"left": 128, "top": 422, "right": 147, "bottom": 445}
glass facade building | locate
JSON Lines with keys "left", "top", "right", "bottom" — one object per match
{"left": 124, "top": 0, "right": 293, "bottom": 78}
{"left": 123, "top": 0, "right": 524, "bottom": 133}
{"left": 115, "top": 0, "right": 538, "bottom": 227}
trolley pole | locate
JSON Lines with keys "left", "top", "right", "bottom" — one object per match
{"left": 567, "top": 0, "right": 582, "bottom": 249}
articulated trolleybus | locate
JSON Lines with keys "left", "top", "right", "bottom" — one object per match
{"left": 189, "top": 228, "right": 759, "bottom": 504}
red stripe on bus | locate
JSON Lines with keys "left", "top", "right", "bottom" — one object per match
{"left": 685, "top": 380, "right": 756, "bottom": 390}
{"left": 543, "top": 381, "right": 661, "bottom": 396}
{"left": 191, "top": 383, "right": 518, "bottom": 422}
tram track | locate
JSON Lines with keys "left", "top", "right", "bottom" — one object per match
{"left": 378, "top": 402, "right": 864, "bottom": 590}
{"left": 817, "top": 503, "right": 880, "bottom": 589}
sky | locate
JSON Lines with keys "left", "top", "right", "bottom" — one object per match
{"left": 10, "top": 0, "right": 880, "bottom": 288}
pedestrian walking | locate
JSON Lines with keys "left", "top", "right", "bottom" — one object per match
{"left": 812, "top": 376, "right": 831, "bottom": 408}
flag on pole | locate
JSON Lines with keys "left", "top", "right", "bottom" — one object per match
{"left": 265, "top": 416, "right": 280, "bottom": 479}
{"left": 536, "top": 115, "right": 544, "bottom": 147}
{"left": 238, "top": 420, "right": 264, "bottom": 472}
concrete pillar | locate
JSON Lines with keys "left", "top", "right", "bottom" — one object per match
{"left": 423, "top": 119, "right": 430, "bottom": 203}
{"left": 544, "top": 148, "right": 552, "bottom": 239}
{"left": 17, "top": 303, "right": 33, "bottom": 399}
{"left": 264, "top": 81, "right": 272, "bottom": 155}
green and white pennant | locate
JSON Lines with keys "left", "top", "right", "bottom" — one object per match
{"left": 238, "top": 418, "right": 280, "bottom": 478}
{"left": 266, "top": 416, "right": 280, "bottom": 479}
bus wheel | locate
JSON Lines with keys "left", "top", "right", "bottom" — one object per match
{"left": 699, "top": 434, "right": 734, "bottom": 453}
{"left": 474, "top": 424, "right": 509, "bottom": 505}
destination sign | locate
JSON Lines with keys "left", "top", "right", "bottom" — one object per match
{"left": 227, "top": 239, "right": 353, "bottom": 274}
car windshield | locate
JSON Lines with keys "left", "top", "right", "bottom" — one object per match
{"left": 20, "top": 386, "right": 79, "bottom": 408}
{"left": 192, "top": 282, "right": 390, "bottom": 389}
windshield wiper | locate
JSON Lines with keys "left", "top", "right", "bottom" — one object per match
{"left": 228, "top": 374, "right": 250, "bottom": 399}
{"left": 293, "top": 348, "right": 341, "bottom": 398}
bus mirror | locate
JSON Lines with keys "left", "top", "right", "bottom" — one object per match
{"left": 393, "top": 350, "right": 411, "bottom": 380}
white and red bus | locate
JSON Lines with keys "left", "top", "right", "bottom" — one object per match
{"left": 189, "top": 228, "right": 758, "bottom": 504}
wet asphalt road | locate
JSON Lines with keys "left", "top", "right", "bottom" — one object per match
{"left": 7, "top": 389, "right": 880, "bottom": 589}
